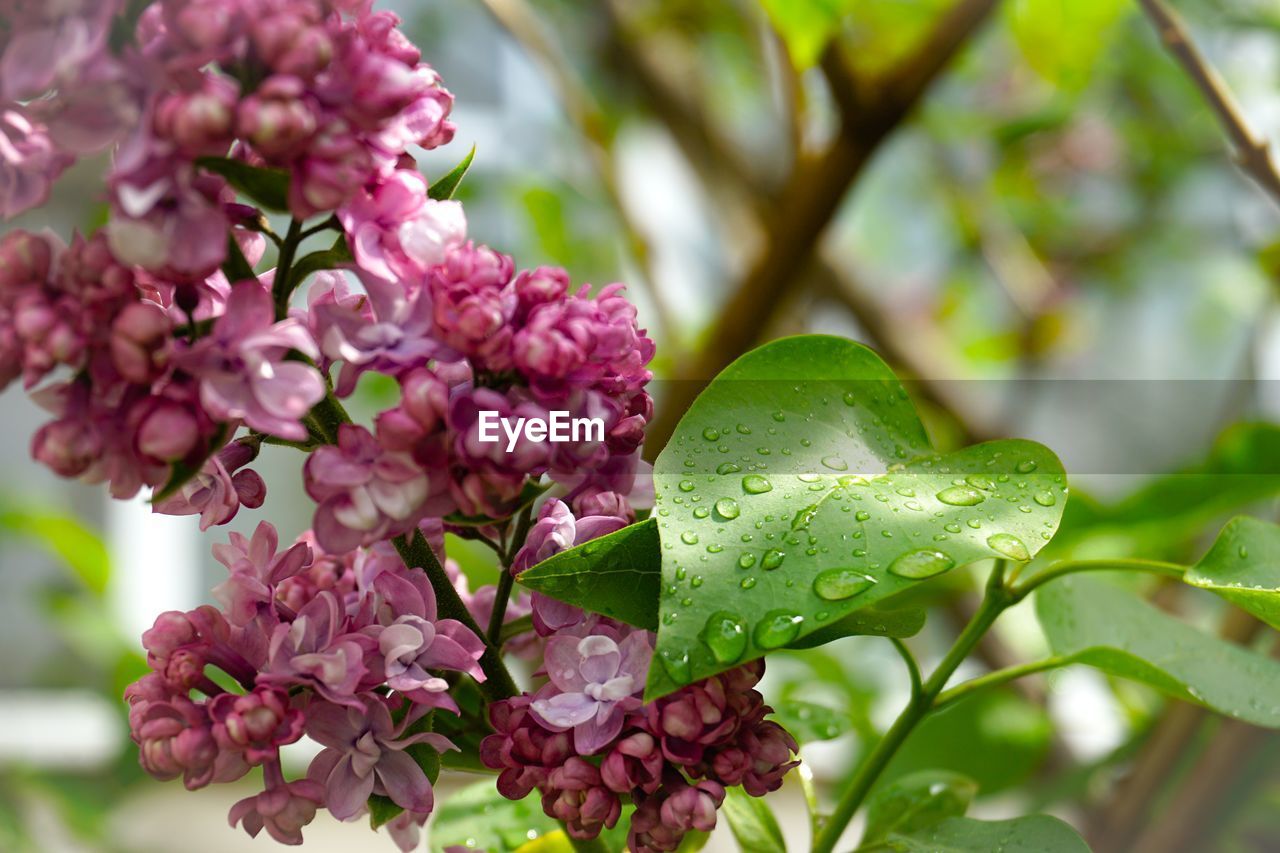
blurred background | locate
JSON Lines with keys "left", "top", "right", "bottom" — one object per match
{"left": 4, "top": 0, "right": 1280, "bottom": 850}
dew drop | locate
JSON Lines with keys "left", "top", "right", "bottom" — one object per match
{"left": 740, "top": 576, "right": 757, "bottom": 590}
{"left": 821, "top": 455, "right": 849, "bottom": 471}
{"left": 716, "top": 462, "right": 742, "bottom": 475}
{"left": 987, "top": 533, "right": 1030, "bottom": 561}
{"left": 693, "top": 507, "right": 709, "bottom": 519}
{"left": 936, "top": 486, "right": 985, "bottom": 506}
{"left": 1015, "top": 460, "right": 1039, "bottom": 473}
{"left": 772, "top": 410, "right": 786, "bottom": 422}
{"left": 753, "top": 610, "right": 804, "bottom": 649}
{"left": 944, "top": 522, "right": 962, "bottom": 534}
{"left": 1033, "top": 491, "right": 1056, "bottom": 507}
{"left": 735, "top": 423, "right": 752, "bottom": 434}
{"left": 678, "top": 480, "right": 695, "bottom": 493}
{"left": 691, "top": 575, "right": 704, "bottom": 588}
{"left": 813, "top": 568, "right": 877, "bottom": 601}
{"left": 658, "top": 648, "right": 692, "bottom": 684}
{"left": 702, "top": 427, "right": 720, "bottom": 441}
{"left": 761, "top": 549, "right": 786, "bottom": 571}
{"left": 702, "top": 611, "right": 748, "bottom": 664}
{"left": 1239, "top": 545, "right": 1250, "bottom": 559}
{"left": 855, "top": 510, "right": 871, "bottom": 522}
{"left": 681, "top": 531, "right": 699, "bottom": 545}
{"left": 965, "top": 474, "right": 995, "bottom": 491}
{"left": 706, "top": 544, "right": 723, "bottom": 553}
{"left": 742, "top": 474, "right": 773, "bottom": 494}
{"left": 888, "top": 548, "right": 955, "bottom": 579}
{"left": 738, "top": 553, "right": 757, "bottom": 569}
{"left": 842, "top": 391, "right": 858, "bottom": 406}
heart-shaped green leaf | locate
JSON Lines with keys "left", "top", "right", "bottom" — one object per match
{"left": 859, "top": 814, "right": 1089, "bottom": 852}
{"left": 647, "top": 336, "right": 1066, "bottom": 698}
{"left": 860, "top": 770, "right": 977, "bottom": 848}
{"left": 517, "top": 517, "right": 661, "bottom": 630}
{"left": 1036, "top": 575, "right": 1280, "bottom": 727}
{"left": 1185, "top": 515, "right": 1280, "bottom": 629}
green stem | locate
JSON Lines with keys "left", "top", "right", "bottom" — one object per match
{"left": 273, "top": 218, "right": 304, "bottom": 319}
{"left": 933, "top": 656, "right": 1070, "bottom": 710}
{"left": 487, "top": 569, "right": 516, "bottom": 647}
{"left": 1011, "top": 558, "right": 1185, "bottom": 602}
{"left": 811, "top": 561, "right": 1012, "bottom": 853}
{"left": 890, "top": 637, "right": 923, "bottom": 704}
{"left": 393, "top": 531, "right": 518, "bottom": 701}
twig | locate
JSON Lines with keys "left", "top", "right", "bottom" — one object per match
{"left": 1136, "top": 0, "right": 1280, "bottom": 205}
{"left": 644, "top": 0, "right": 1002, "bottom": 453}
{"left": 475, "top": 0, "right": 680, "bottom": 350}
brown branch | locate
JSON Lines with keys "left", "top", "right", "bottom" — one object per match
{"left": 1137, "top": 0, "right": 1280, "bottom": 205}
{"left": 475, "top": 0, "right": 681, "bottom": 349}
{"left": 1130, "top": 632, "right": 1280, "bottom": 853}
{"left": 1087, "top": 605, "right": 1265, "bottom": 851}
{"left": 645, "top": 0, "right": 1001, "bottom": 454}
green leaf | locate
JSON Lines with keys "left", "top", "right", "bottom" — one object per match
{"left": 758, "top": 0, "right": 852, "bottom": 70}
{"left": 429, "top": 781, "right": 559, "bottom": 853}
{"left": 289, "top": 234, "right": 354, "bottom": 286}
{"left": 860, "top": 814, "right": 1089, "bottom": 852}
{"left": 518, "top": 517, "right": 662, "bottom": 630}
{"left": 721, "top": 786, "right": 786, "bottom": 853}
{"left": 367, "top": 795, "right": 402, "bottom": 830}
{"left": 784, "top": 606, "right": 926, "bottom": 649}
{"left": 221, "top": 233, "right": 257, "bottom": 283}
{"left": 646, "top": 335, "right": 1066, "bottom": 699}
{"left": 195, "top": 157, "right": 291, "bottom": 212}
{"left": 429, "top": 145, "right": 476, "bottom": 201}
{"left": 1185, "top": 516, "right": 1280, "bottom": 629}
{"left": 860, "top": 770, "right": 977, "bottom": 847}
{"left": 1036, "top": 575, "right": 1280, "bottom": 727}
{"left": 0, "top": 508, "right": 108, "bottom": 596}
{"left": 1006, "top": 0, "right": 1129, "bottom": 92}
{"left": 768, "top": 699, "right": 853, "bottom": 744}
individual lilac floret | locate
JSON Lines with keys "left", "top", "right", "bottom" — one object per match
{"left": 303, "top": 423, "right": 431, "bottom": 553}
{"left": 209, "top": 685, "right": 304, "bottom": 765}
{"left": 531, "top": 628, "right": 652, "bottom": 754}
{"left": 263, "top": 591, "right": 369, "bottom": 706}
{"left": 152, "top": 440, "right": 266, "bottom": 530}
{"left": 228, "top": 775, "right": 327, "bottom": 846}
{"left": 304, "top": 696, "right": 454, "bottom": 821}
{"left": 313, "top": 274, "right": 438, "bottom": 396}
{"left": 543, "top": 757, "right": 622, "bottom": 840}
{"left": 365, "top": 568, "right": 486, "bottom": 705}
{"left": 181, "top": 282, "right": 324, "bottom": 441}
{"left": 338, "top": 168, "right": 466, "bottom": 284}
{"left": 211, "top": 521, "right": 312, "bottom": 626}
{"left": 0, "top": 109, "right": 72, "bottom": 219}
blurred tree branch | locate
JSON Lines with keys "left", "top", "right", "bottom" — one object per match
{"left": 644, "top": 0, "right": 1001, "bottom": 453}
{"left": 1137, "top": 0, "right": 1280, "bottom": 206}
{"left": 475, "top": 0, "right": 681, "bottom": 352}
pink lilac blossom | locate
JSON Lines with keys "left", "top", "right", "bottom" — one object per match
{"left": 180, "top": 282, "right": 324, "bottom": 441}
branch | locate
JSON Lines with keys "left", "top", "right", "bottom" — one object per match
{"left": 1136, "top": 0, "right": 1280, "bottom": 205}
{"left": 645, "top": 0, "right": 1001, "bottom": 454}
{"left": 475, "top": 0, "right": 680, "bottom": 349}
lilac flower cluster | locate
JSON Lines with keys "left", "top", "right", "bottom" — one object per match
{"left": 481, "top": 501, "right": 799, "bottom": 849}
{"left": 0, "top": 1, "right": 802, "bottom": 849}
{"left": 126, "top": 521, "right": 480, "bottom": 844}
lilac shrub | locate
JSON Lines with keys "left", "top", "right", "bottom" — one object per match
{"left": 0, "top": 0, "right": 797, "bottom": 848}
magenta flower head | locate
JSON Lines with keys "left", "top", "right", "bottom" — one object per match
{"left": 305, "top": 696, "right": 454, "bottom": 821}
{"left": 531, "top": 627, "right": 653, "bottom": 755}
{"left": 304, "top": 423, "right": 431, "bottom": 553}
{"left": 479, "top": 695, "right": 574, "bottom": 800}
{"left": 542, "top": 757, "right": 622, "bottom": 840}
{"left": 181, "top": 281, "right": 324, "bottom": 441}
{"left": 228, "top": 776, "right": 327, "bottom": 846}
{"left": 0, "top": 109, "right": 72, "bottom": 219}
{"left": 133, "top": 695, "right": 249, "bottom": 791}
{"left": 427, "top": 241, "right": 516, "bottom": 369}
{"left": 209, "top": 685, "right": 305, "bottom": 765}
{"left": 338, "top": 169, "right": 466, "bottom": 284}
